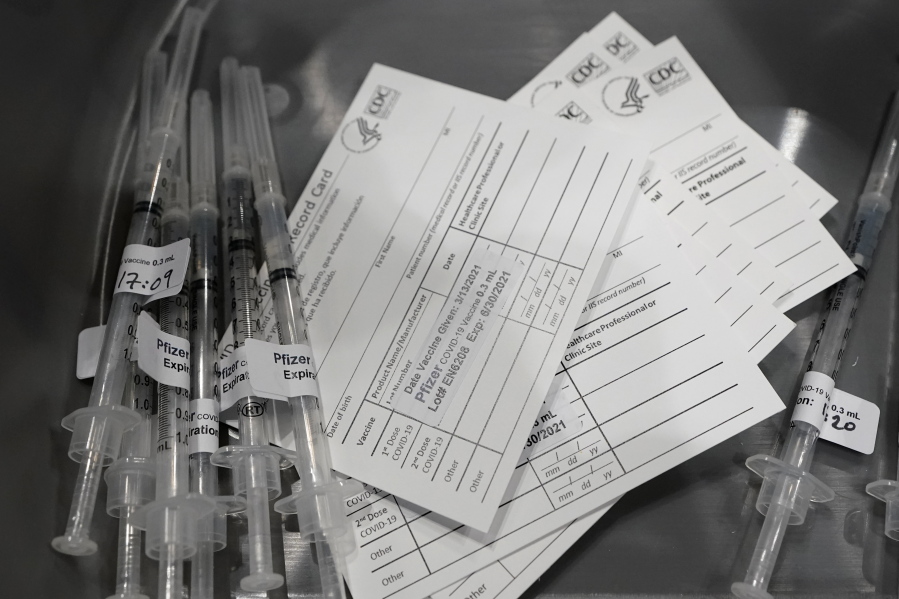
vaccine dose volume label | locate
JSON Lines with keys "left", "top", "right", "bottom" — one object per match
{"left": 188, "top": 398, "right": 220, "bottom": 454}
{"left": 791, "top": 371, "right": 835, "bottom": 430}
{"left": 819, "top": 388, "right": 880, "bottom": 455}
{"left": 114, "top": 238, "right": 191, "bottom": 303}
{"left": 244, "top": 339, "right": 320, "bottom": 400}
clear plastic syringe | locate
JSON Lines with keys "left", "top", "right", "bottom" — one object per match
{"left": 100, "top": 49, "right": 167, "bottom": 599}
{"left": 211, "top": 57, "right": 294, "bottom": 593}
{"left": 188, "top": 88, "right": 243, "bottom": 599}
{"left": 732, "top": 92, "right": 899, "bottom": 599}
{"left": 52, "top": 7, "right": 206, "bottom": 558}
{"left": 239, "top": 65, "right": 361, "bottom": 599}
{"left": 140, "top": 143, "right": 217, "bottom": 599}
{"left": 865, "top": 94, "right": 899, "bottom": 540}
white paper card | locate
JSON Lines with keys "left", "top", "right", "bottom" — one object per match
{"left": 637, "top": 166, "right": 791, "bottom": 304}
{"left": 341, "top": 197, "right": 784, "bottom": 599}
{"left": 114, "top": 238, "right": 191, "bottom": 303}
{"left": 523, "top": 380, "right": 583, "bottom": 456}
{"left": 666, "top": 216, "right": 795, "bottom": 363}
{"left": 556, "top": 39, "right": 856, "bottom": 310}
{"left": 245, "top": 339, "right": 319, "bottom": 400}
{"left": 430, "top": 508, "right": 607, "bottom": 599}
{"left": 136, "top": 311, "right": 190, "bottom": 389}
{"left": 188, "top": 398, "right": 221, "bottom": 454}
{"left": 819, "top": 388, "right": 879, "bottom": 455}
{"left": 76, "top": 325, "right": 106, "bottom": 379}
{"left": 393, "top": 249, "right": 523, "bottom": 426}
{"left": 509, "top": 13, "right": 652, "bottom": 107}
{"left": 589, "top": 13, "right": 837, "bottom": 218}
{"left": 255, "top": 64, "right": 647, "bottom": 530}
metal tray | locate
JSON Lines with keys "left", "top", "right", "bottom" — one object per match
{"left": 3, "top": 0, "right": 899, "bottom": 596}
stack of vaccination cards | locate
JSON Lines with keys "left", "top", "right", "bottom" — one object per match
{"left": 212, "top": 12, "right": 852, "bottom": 599}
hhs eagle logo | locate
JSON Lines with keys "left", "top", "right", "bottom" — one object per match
{"left": 341, "top": 117, "right": 382, "bottom": 153}
{"left": 601, "top": 76, "right": 649, "bottom": 116}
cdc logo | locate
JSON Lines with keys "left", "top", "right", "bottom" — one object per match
{"left": 555, "top": 101, "right": 593, "bottom": 124}
{"left": 365, "top": 85, "right": 401, "bottom": 119}
{"left": 643, "top": 58, "right": 690, "bottom": 96}
{"left": 603, "top": 32, "right": 638, "bottom": 62}
{"left": 565, "top": 53, "right": 610, "bottom": 87}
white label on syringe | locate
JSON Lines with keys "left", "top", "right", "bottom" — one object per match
{"left": 219, "top": 345, "right": 253, "bottom": 411}
{"left": 819, "top": 388, "right": 880, "bottom": 455}
{"left": 244, "top": 339, "right": 319, "bottom": 400}
{"left": 76, "top": 325, "right": 106, "bottom": 379}
{"left": 136, "top": 312, "right": 190, "bottom": 389}
{"left": 523, "top": 381, "right": 583, "bottom": 457}
{"left": 392, "top": 249, "right": 524, "bottom": 427}
{"left": 790, "top": 371, "right": 835, "bottom": 430}
{"left": 188, "top": 398, "right": 221, "bottom": 454}
{"left": 114, "top": 238, "right": 191, "bottom": 303}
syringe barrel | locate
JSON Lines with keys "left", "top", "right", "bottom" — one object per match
{"left": 155, "top": 184, "right": 191, "bottom": 502}
{"left": 189, "top": 205, "right": 220, "bottom": 402}
{"left": 802, "top": 272, "right": 864, "bottom": 382}
{"left": 222, "top": 170, "right": 258, "bottom": 345}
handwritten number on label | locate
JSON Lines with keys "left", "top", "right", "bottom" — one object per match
{"left": 116, "top": 268, "right": 174, "bottom": 292}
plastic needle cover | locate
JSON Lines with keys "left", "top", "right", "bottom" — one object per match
{"left": 238, "top": 65, "right": 361, "bottom": 599}
{"left": 733, "top": 92, "right": 899, "bottom": 599}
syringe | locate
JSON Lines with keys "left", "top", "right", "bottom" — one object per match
{"left": 139, "top": 141, "right": 217, "bottom": 599}
{"left": 100, "top": 49, "right": 167, "bottom": 599}
{"left": 239, "top": 65, "right": 361, "bottom": 599}
{"left": 188, "top": 88, "right": 243, "bottom": 599}
{"left": 52, "top": 7, "right": 206, "bottom": 557}
{"left": 732, "top": 93, "right": 899, "bottom": 599}
{"left": 865, "top": 95, "right": 899, "bottom": 538}
{"left": 211, "top": 57, "right": 294, "bottom": 592}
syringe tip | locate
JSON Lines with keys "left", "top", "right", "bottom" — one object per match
{"left": 241, "top": 572, "right": 285, "bottom": 592}
{"left": 51, "top": 534, "right": 98, "bottom": 556}
{"left": 731, "top": 582, "right": 774, "bottom": 599}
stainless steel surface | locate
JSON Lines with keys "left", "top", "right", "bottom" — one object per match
{"left": 4, "top": 0, "right": 899, "bottom": 596}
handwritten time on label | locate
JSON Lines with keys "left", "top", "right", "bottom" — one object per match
{"left": 114, "top": 238, "right": 191, "bottom": 303}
